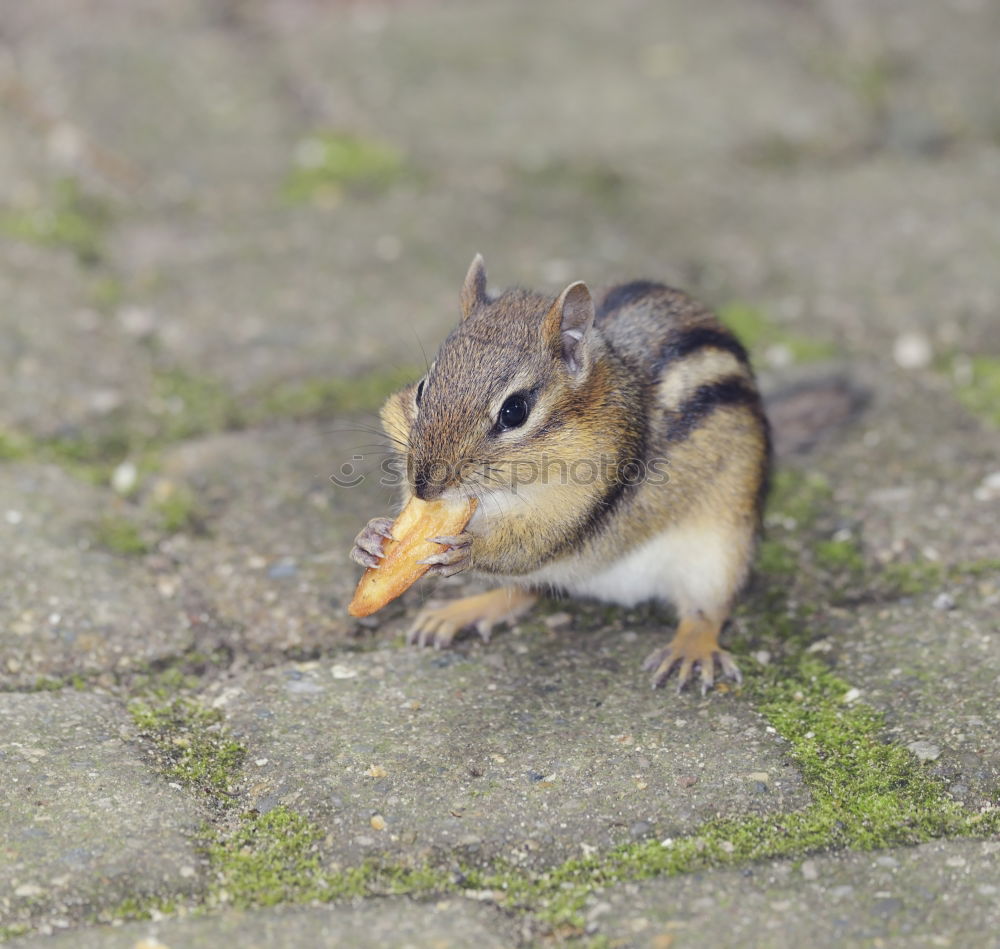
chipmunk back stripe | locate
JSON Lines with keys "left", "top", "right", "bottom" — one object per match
{"left": 665, "top": 375, "right": 762, "bottom": 443}
{"left": 597, "top": 280, "right": 671, "bottom": 317}
{"left": 653, "top": 326, "right": 750, "bottom": 374}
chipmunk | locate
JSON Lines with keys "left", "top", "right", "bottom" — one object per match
{"left": 351, "top": 255, "right": 771, "bottom": 693}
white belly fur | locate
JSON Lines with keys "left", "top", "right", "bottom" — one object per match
{"left": 511, "top": 521, "right": 738, "bottom": 613}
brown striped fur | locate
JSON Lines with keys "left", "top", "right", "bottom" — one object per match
{"left": 371, "top": 257, "right": 771, "bottom": 691}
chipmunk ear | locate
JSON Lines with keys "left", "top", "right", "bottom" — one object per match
{"left": 460, "top": 253, "right": 487, "bottom": 321}
{"left": 544, "top": 281, "right": 595, "bottom": 375}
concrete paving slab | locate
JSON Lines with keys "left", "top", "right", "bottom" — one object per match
{"left": 0, "top": 692, "right": 204, "bottom": 932}
{"left": 0, "top": 465, "right": 193, "bottom": 688}
{"left": 152, "top": 425, "right": 398, "bottom": 658}
{"left": 217, "top": 635, "right": 809, "bottom": 871}
{"left": 593, "top": 837, "right": 1000, "bottom": 949}
{"left": 8, "top": 897, "right": 522, "bottom": 949}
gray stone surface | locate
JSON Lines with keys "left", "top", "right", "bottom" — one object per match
{"left": 834, "top": 596, "right": 1000, "bottom": 809}
{"left": 0, "top": 247, "right": 155, "bottom": 438}
{"left": 0, "top": 693, "right": 203, "bottom": 931}
{"left": 797, "top": 375, "right": 1000, "bottom": 807}
{"left": 9, "top": 898, "right": 521, "bottom": 949}
{"left": 218, "top": 638, "right": 808, "bottom": 869}
{"left": 594, "top": 838, "right": 1000, "bottom": 948}
{"left": 152, "top": 425, "right": 390, "bottom": 658}
{"left": 0, "top": 465, "right": 193, "bottom": 688}
{"left": 2, "top": 0, "right": 1000, "bottom": 943}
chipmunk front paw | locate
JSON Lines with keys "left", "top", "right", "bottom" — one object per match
{"left": 407, "top": 587, "right": 537, "bottom": 649}
{"left": 643, "top": 615, "right": 742, "bottom": 696}
{"left": 415, "top": 531, "right": 473, "bottom": 578}
{"left": 350, "top": 516, "right": 395, "bottom": 568}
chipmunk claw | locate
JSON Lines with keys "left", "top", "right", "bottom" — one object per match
{"left": 416, "top": 532, "right": 473, "bottom": 578}
{"left": 406, "top": 587, "right": 537, "bottom": 650}
{"left": 644, "top": 617, "right": 741, "bottom": 694}
{"left": 350, "top": 517, "right": 395, "bottom": 569}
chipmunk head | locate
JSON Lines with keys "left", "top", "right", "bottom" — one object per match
{"left": 394, "top": 254, "right": 615, "bottom": 504}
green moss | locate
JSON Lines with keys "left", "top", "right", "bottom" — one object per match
{"left": 468, "top": 631, "right": 987, "bottom": 928}
{"left": 0, "top": 923, "right": 31, "bottom": 941}
{"left": 152, "top": 369, "right": 245, "bottom": 441}
{"left": 255, "top": 366, "right": 419, "bottom": 421}
{"left": 719, "top": 303, "right": 838, "bottom": 364}
{"left": 38, "top": 423, "right": 145, "bottom": 484}
{"left": 201, "top": 806, "right": 457, "bottom": 910}
{"left": 89, "top": 274, "right": 125, "bottom": 312}
{"left": 954, "top": 355, "right": 1000, "bottom": 427}
{"left": 766, "top": 469, "right": 833, "bottom": 528}
{"left": 0, "top": 177, "right": 111, "bottom": 265}
{"left": 285, "top": 132, "right": 407, "bottom": 203}
{"left": 204, "top": 807, "right": 330, "bottom": 907}
{"left": 757, "top": 537, "right": 797, "bottom": 575}
{"left": 129, "top": 697, "right": 246, "bottom": 799}
{"left": 95, "top": 895, "right": 178, "bottom": 926}
{"left": 92, "top": 515, "right": 149, "bottom": 556}
{"left": 815, "top": 537, "right": 865, "bottom": 573}
{"left": 0, "top": 428, "right": 32, "bottom": 461}
{"left": 877, "top": 556, "right": 1000, "bottom": 597}
{"left": 154, "top": 483, "right": 204, "bottom": 534}
{"left": 0, "top": 357, "right": 417, "bottom": 488}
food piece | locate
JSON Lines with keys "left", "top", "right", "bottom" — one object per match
{"left": 347, "top": 496, "right": 477, "bottom": 617}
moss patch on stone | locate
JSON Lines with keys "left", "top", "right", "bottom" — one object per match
{"left": 953, "top": 355, "right": 1000, "bottom": 427}
{"left": 876, "top": 556, "right": 1000, "bottom": 598}
{"left": 92, "top": 514, "right": 149, "bottom": 556}
{"left": 285, "top": 132, "right": 408, "bottom": 204}
{"left": 254, "top": 366, "right": 419, "bottom": 421}
{"left": 129, "top": 698, "right": 246, "bottom": 801}
{"left": 814, "top": 537, "right": 865, "bottom": 573}
{"left": 0, "top": 177, "right": 111, "bottom": 265}
{"left": 151, "top": 369, "right": 246, "bottom": 442}
{"left": 152, "top": 481, "right": 205, "bottom": 535}
{"left": 720, "top": 303, "right": 838, "bottom": 364}
{"left": 203, "top": 807, "right": 331, "bottom": 908}
{"left": 0, "top": 428, "right": 32, "bottom": 461}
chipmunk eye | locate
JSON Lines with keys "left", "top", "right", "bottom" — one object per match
{"left": 415, "top": 379, "right": 425, "bottom": 406}
{"left": 498, "top": 393, "right": 529, "bottom": 429}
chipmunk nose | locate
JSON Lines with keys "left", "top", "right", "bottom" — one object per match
{"left": 411, "top": 464, "right": 444, "bottom": 501}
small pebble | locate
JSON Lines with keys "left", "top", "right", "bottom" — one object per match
{"left": 629, "top": 820, "right": 652, "bottom": 840}
{"left": 933, "top": 592, "right": 955, "bottom": 611}
{"left": 800, "top": 859, "right": 819, "bottom": 881}
{"left": 973, "top": 471, "right": 1000, "bottom": 501}
{"left": 117, "top": 305, "right": 157, "bottom": 336}
{"left": 544, "top": 611, "right": 572, "bottom": 630}
{"left": 907, "top": 740, "right": 941, "bottom": 762}
{"left": 841, "top": 687, "right": 861, "bottom": 704}
{"left": 4, "top": 510, "right": 23, "bottom": 525}
{"left": 111, "top": 461, "right": 138, "bottom": 495}
{"left": 370, "top": 814, "right": 386, "bottom": 831}
{"left": 893, "top": 331, "right": 932, "bottom": 369}
{"left": 267, "top": 559, "right": 298, "bottom": 579}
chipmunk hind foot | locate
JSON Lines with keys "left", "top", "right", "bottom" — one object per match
{"left": 643, "top": 613, "right": 742, "bottom": 695}
{"left": 407, "top": 586, "right": 537, "bottom": 649}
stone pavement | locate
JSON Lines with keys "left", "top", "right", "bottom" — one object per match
{"left": 1, "top": 0, "right": 998, "bottom": 945}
